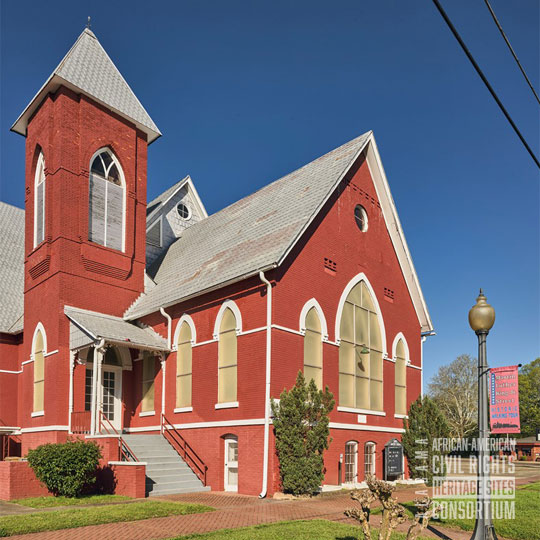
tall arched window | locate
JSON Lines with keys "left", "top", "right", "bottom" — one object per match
{"left": 34, "top": 152, "right": 46, "bottom": 247}
{"left": 33, "top": 329, "right": 45, "bottom": 413}
{"left": 339, "top": 281, "right": 383, "bottom": 410}
{"left": 304, "top": 307, "right": 322, "bottom": 388}
{"left": 89, "top": 149, "right": 125, "bottom": 251}
{"left": 394, "top": 338, "right": 408, "bottom": 416}
{"left": 218, "top": 308, "right": 238, "bottom": 404}
{"left": 176, "top": 322, "right": 192, "bottom": 408}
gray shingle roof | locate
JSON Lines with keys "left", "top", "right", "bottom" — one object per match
{"left": 12, "top": 29, "right": 161, "bottom": 143}
{"left": 0, "top": 202, "right": 25, "bottom": 334}
{"left": 65, "top": 306, "right": 168, "bottom": 351}
{"left": 125, "top": 132, "right": 372, "bottom": 319}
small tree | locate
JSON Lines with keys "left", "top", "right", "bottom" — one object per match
{"left": 271, "top": 371, "right": 334, "bottom": 495}
{"left": 402, "top": 395, "right": 450, "bottom": 486}
{"left": 27, "top": 439, "right": 102, "bottom": 497}
{"left": 519, "top": 358, "right": 540, "bottom": 437}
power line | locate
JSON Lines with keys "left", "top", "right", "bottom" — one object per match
{"left": 483, "top": 0, "right": 540, "bottom": 106}
{"left": 431, "top": 0, "right": 540, "bottom": 169}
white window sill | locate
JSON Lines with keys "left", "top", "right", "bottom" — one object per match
{"left": 31, "top": 411, "right": 44, "bottom": 418}
{"left": 215, "top": 401, "right": 239, "bottom": 409}
{"left": 394, "top": 414, "right": 408, "bottom": 419}
{"left": 174, "top": 406, "right": 193, "bottom": 413}
{"left": 139, "top": 411, "right": 155, "bottom": 417}
{"left": 337, "top": 406, "right": 386, "bottom": 416}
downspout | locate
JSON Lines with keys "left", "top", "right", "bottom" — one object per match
{"left": 68, "top": 351, "right": 75, "bottom": 433}
{"left": 159, "top": 308, "right": 172, "bottom": 432}
{"left": 90, "top": 339, "right": 105, "bottom": 435}
{"left": 259, "top": 271, "right": 272, "bottom": 498}
{"left": 420, "top": 331, "right": 436, "bottom": 397}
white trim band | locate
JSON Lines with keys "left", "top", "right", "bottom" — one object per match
{"left": 330, "top": 422, "right": 405, "bottom": 433}
{"left": 337, "top": 406, "right": 386, "bottom": 416}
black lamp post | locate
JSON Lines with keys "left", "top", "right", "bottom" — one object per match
{"left": 468, "top": 289, "right": 497, "bottom": 540}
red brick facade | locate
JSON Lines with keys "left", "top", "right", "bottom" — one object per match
{"left": 0, "top": 34, "right": 429, "bottom": 498}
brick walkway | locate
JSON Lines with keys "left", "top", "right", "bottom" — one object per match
{"left": 8, "top": 473, "right": 540, "bottom": 540}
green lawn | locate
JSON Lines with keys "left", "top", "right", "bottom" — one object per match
{"left": 433, "top": 481, "right": 540, "bottom": 540}
{"left": 0, "top": 501, "right": 214, "bottom": 537}
{"left": 172, "top": 520, "right": 431, "bottom": 540}
{"left": 12, "top": 494, "right": 131, "bottom": 508}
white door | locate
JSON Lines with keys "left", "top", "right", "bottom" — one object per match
{"left": 101, "top": 367, "right": 122, "bottom": 431}
{"left": 224, "top": 438, "right": 238, "bottom": 492}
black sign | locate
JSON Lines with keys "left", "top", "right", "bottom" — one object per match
{"left": 384, "top": 438, "right": 404, "bottom": 478}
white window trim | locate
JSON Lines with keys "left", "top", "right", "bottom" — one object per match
{"left": 299, "top": 298, "right": 329, "bottom": 340}
{"left": 139, "top": 410, "right": 155, "bottom": 417}
{"left": 89, "top": 147, "right": 127, "bottom": 253}
{"left": 32, "top": 322, "right": 48, "bottom": 354}
{"left": 31, "top": 411, "right": 44, "bottom": 418}
{"left": 215, "top": 401, "right": 239, "bottom": 409}
{"left": 394, "top": 414, "right": 408, "bottom": 419}
{"left": 176, "top": 202, "right": 192, "bottom": 221}
{"left": 33, "top": 152, "right": 46, "bottom": 248}
{"left": 334, "top": 272, "right": 387, "bottom": 354}
{"left": 172, "top": 314, "right": 197, "bottom": 350}
{"left": 174, "top": 406, "right": 193, "bottom": 413}
{"left": 391, "top": 332, "right": 410, "bottom": 363}
{"left": 355, "top": 204, "right": 369, "bottom": 232}
{"left": 213, "top": 299, "right": 243, "bottom": 338}
{"left": 337, "top": 406, "right": 386, "bottom": 416}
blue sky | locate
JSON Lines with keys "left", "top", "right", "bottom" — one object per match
{"left": 1, "top": 0, "right": 538, "bottom": 386}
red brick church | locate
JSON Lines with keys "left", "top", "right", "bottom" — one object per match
{"left": 0, "top": 27, "right": 433, "bottom": 497}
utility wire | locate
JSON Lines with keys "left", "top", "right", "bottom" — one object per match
{"left": 483, "top": 0, "right": 540, "bottom": 106}
{"left": 431, "top": 0, "right": 540, "bottom": 169}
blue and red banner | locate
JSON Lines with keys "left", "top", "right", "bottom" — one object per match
{"left": 490, "top": 365, "right": 520, "bottom": 434}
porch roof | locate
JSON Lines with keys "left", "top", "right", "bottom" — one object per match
{"left": 65, "top": 306, "right": 169, "bottom": 352}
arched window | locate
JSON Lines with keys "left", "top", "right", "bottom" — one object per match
{"left": 176, "top": 322, "right": 192, "bottom": 408}
{"left": 141, "top": 352, "right": 156, "bottom": 412}
{"left": 338, "top": 281, "right": 383, "bottom": 410}
{"left": 344, "top": 441, "right": 358, "bottom": 483}
{"left": 304, "top": 307, "right": 322, "bottom": 388}
{"left": 34, "top": 152, "right": 46, "bottom": 247}
{"left": 364, "top": 442, "right": 376, "bottom": 478}
{"left": 394, "top": 338, "right": 408, "bottom": 416}
{"left": 88, "top": 149, "right": 125, "bottom": 251}
{"left": 33, "top": 328, "right": 46, "bottom": 413}
{"left": 218, "top": 308, "right": 238, "bottom": 404}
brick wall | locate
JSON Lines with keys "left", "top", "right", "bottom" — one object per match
{"left": 0, "top": 461, "right": 50, "bottom": 500}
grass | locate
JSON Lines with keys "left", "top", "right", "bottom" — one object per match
{"left": 12, "top": 494, "right": 131, "bottom": 508}
{"left": 0, "top": 501, "right": 214, "bottom": 537}
{"left": 371, "top": 481, "right": 540, "bottom": 540}
{"left": 170, "top": 519, "right": 431, "bottom": 540}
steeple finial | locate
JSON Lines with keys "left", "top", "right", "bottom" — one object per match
{"left": 86, "top": 16, "right": 91, "bottom": 29}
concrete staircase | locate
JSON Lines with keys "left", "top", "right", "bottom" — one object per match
{"left": 122, "top": 434, "right": 210, "bottom": 496}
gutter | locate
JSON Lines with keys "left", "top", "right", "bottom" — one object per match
{"left": 258, "top": 271, "right": 273, "bottom": 498}
{"left": 420, "top": 331, "right": 436, "bottom": 397}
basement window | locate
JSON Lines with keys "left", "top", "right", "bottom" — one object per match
{"left": 354, "top": 205, "right": 368, "bottom": 232}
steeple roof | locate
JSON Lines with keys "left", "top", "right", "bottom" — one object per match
{"left": 11, "top": 28, "right": 161, "bottom": 143}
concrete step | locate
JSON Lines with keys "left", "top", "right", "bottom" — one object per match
{"left": 148, "top": 485, "right": 211, "bottom": 496}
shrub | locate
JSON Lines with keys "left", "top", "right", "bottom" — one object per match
{"left": 402, "top": 395, "right": 450, "bottom": 486}
{"left": 27, "top": 439, "right": 102, "bottom": 497}
{"left": 271, "top": 371, "right": 334, "bottom": 496}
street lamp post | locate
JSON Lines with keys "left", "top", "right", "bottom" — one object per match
{"left": 468, "top": 289, "right": 497, "bottom": 540}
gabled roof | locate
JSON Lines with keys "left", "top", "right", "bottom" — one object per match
{"left": 146, "top": 175, "right": 208, "bottom": 225}
{"left": 65, "top": 306, "right": 169, "bottom": 352}
{"left": 11, "top": 28, "right": 161, "bottom": 143}
{"left": 0, "top": 202, "right": 25, "bottom": 334}
{"left": 126, "top": 131, "right": 432, "bottom": 334}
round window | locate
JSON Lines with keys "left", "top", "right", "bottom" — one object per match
{"left": 176, "top": 203, "right": 191, "bottom": 220}
{"left": 354, "top": 205, "right": 368, "bottom": 232}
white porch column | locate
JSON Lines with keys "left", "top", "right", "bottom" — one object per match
{"left": 90, "top": 340, "right": 105, "bottom": 435}
{"left": 160, "top": 354, "right": 166, "bottom": 432}
{"left": 68, "top": 350, "right": 75, "bottom": 433}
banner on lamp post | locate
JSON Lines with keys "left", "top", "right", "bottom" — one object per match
{"left": 490, "top": 365, "right": 521, "bottom": 434}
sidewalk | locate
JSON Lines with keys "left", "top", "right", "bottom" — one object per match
{"left": 5, "top": 483, "right": 516, "bottom": 540}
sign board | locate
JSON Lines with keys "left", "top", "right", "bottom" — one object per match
{"left": 490, "top": 365, "right": 520, "bottom": 434}
{"left": 384, "top": 438, "right": 403, "bottom": 479}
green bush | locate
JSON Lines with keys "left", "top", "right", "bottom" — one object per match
{"left": 26, "top": 439, "right": 102, "bottom": 497}
{"left": 271, "top": 371, "right": 334, "bottom": 496}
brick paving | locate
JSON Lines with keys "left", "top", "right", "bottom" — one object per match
{"left": 7, "top": 471, "right": 540, "bottom": 540}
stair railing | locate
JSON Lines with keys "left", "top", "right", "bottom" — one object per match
{"left": 99, "top": 411, "right": 139, "bottom": 462}
{"left": 161, "top": 413, "right": 208, "bottom": 486}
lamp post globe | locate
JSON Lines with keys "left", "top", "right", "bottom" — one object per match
{"left": 469, "top": 289, "right": 497, "bottom": 540}
{"left": 469, "top": 289, "right": 495, "bottom": 334}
